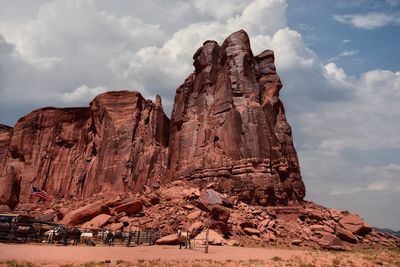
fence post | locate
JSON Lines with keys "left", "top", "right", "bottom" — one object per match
{"left": 136, "top": 230, "right": 140, "bottom": 245}
{"left": 205, "top": 216, "right": 210, "bottom": 253}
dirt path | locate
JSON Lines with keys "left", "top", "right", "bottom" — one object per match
{"left": 0, "top": 244, "right": 398, "bottom": 266}
{"left": 0, "top": 244, "right": 304, "bottom": 263}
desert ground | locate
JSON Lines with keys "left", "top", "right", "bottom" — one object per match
{"left": 0, "top": 244, "right": 399, "bottom": 267}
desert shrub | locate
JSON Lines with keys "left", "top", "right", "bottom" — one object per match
{"left": 332, "top": 257, "right": 341, "bottom": 266}
{"left": 83, "top": 261, "right": 96, "bottom": 267}
{"left": 4, "top": 260, "right": 37, "bottom": 267}
{"left": 271, "top": 256, "right": 282, "bottom": 261}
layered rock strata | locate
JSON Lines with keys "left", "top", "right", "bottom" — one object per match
{"left": 0, "top": 91, "right": 169, "bottom": 208}
{"left": 1, "top": 30, "right": 304, "bottom": 208}
{"left": 169, "top": 30, "right": 305, "bottom": 205}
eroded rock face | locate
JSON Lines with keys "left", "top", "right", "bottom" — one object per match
{"left": 0, "top": 91, "right": 170, "bottom": 208}
{"left": 0, "top": 30, "right": 304, "bottom": 209}
{"left": 0, "top": 125, "right": 12, "bottom": 166}
{"left": 169, "top": 30, "right": 305, "bottom": 205}
{"left": 0, "top": 125, "right": 14, "bottom": 206}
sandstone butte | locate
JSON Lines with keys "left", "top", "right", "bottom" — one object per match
{"left": 0, "top": 29, "right": 305, "bottom": 209}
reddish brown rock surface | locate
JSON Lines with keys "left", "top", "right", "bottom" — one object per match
{"left": 0, "top": 91, "right": 169, "bottom": 208}
{"left": 61, "top": 201, "right": 110, "bottom": 226}
{"left": 0, "top": 30, "right": 303, "bottom": 209}
{"left": 8, "top": 179, "right": 399, "bottom": 250}
{"left": 168, "top": 30, "right": 305, "bottom": 205}
{"left": 0, "top": 125, "right": 12, "bottom": 165}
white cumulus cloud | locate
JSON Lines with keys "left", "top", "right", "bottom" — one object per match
{"left": 333, "top": 12, "right": 400, "bottom": 29}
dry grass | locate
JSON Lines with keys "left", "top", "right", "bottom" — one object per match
{"left": 0, "top": 260, "right": 37, "bottom": 267}
{"left": 1, "top": 248, "right": 399, "bottom": 267}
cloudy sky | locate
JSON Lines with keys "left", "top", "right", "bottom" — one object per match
{"left": 0, "top": 0, "right": 399, "bottom": 230}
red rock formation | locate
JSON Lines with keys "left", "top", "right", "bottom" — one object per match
{"left": 0, "top": 30, "right": 304, "bottom": 209}
{"left": 0, "top": 91, "right": 169, "bottom": 208}
{"left": 61, "top": 201, "right": 110, "bottom": 226}
{"left": 168, "top": 30, "right": 305, "bottom": 205}
{"left": 0, "top": 125, "right": 14, "bottom": 207}
{"left": 0, "top": 124, "right": 12, "bottom": 169}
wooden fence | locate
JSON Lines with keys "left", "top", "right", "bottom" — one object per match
{"left": 0, "top": 213, "right": 159, "bottom": 246}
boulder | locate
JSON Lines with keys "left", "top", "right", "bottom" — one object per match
{"left": 329, "top": 208, "right": 342, "bottom": 221}
{"left": 186, "top": 210, "right": 202, "bottom": 221}
{"left": 258, "top": 219, "right": 270, "bottom": 232}
{"left": 197, "top": 189, "right": 223, "bottom": 211}
{"left": 222, "top": 198, "right": 234, "bottom": 208}
{"left": 309, "top": 224, "right": 334, "bottom": 233}
{"left": 184, "top": 188, "right": 200, "bottom": 200}
{"left": 302, "top": 226, "right": 312, "bottom": 236}
{"left": 114, "top": 200, "right": 143, "bottom": 215}
{"left": 243, "top": 227, "right": 261, "bottom": 236}
{"left": 210, "top": 205, "right": 230, "bottom": 223}
{"left": 195, "top": 229, "right": 225, "bottom": 246}
{"left": 61, "top": 201, "right": 110, "bottom": 225}
{"left": 140, "top": 196, "right": 152, "bottom": 207}
{"left": 262, "top": 232, "right": 277, "bottom": 242}
{"left": 267, "top": 220, "right": 276, "bottom": 229}
{"left": 305, "top": 208, "right": 325, "bottom": 221}
{"left": 361, "top": 222, "right": 373, "bottom": 236}
{"left": 155, "top": 234, "right": 180, "bottom": 245}
{"left": 240, "top": 221, "right": 257, "bottom": 229}
{"left": 318, "top": 233, "right": 343, "bottom": 249}
{"left": 118, "top": 216, "right": 130, "bottom": 223}
{"left": 323, "top": 219, "right": 337, "bottom": 229}
{"left": 109, "top": 212, "right": 126, "bottom": 223}
{"left": 188, "top": 221, "right": 204, "bottom": 238}
{"left": 81, "top": 214, "right": 111, "bottom": 229}
{"left": 336, "top": 226, "right": 358, "bottom": 244}
{"left": 339, "top": 213, "right": 371, "bottom": 235}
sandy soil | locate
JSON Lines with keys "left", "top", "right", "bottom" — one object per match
{"left": 0, "top": 244, "right": 399, "bottom": 266}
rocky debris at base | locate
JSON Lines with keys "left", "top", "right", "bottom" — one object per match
{"left": 61, "top": 201, "right": 110, "bottom": 226}
{"left": 195, "top": 229, "right": 225, "bottom": 246}
{"left": 81, "top": 214, "right": 111, "bottom": 229}
{"left": 15, "top": 182, "right": 399, "bottom": 251}
{"left": 113, "top": 199, "right": 143, "bottom": 215}
{"left": 155, "top": 234, "right": 179, "bottom": 245}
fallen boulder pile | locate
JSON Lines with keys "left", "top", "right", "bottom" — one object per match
{"left": 13, "top": 180, "right": 399, "bottom": 251}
